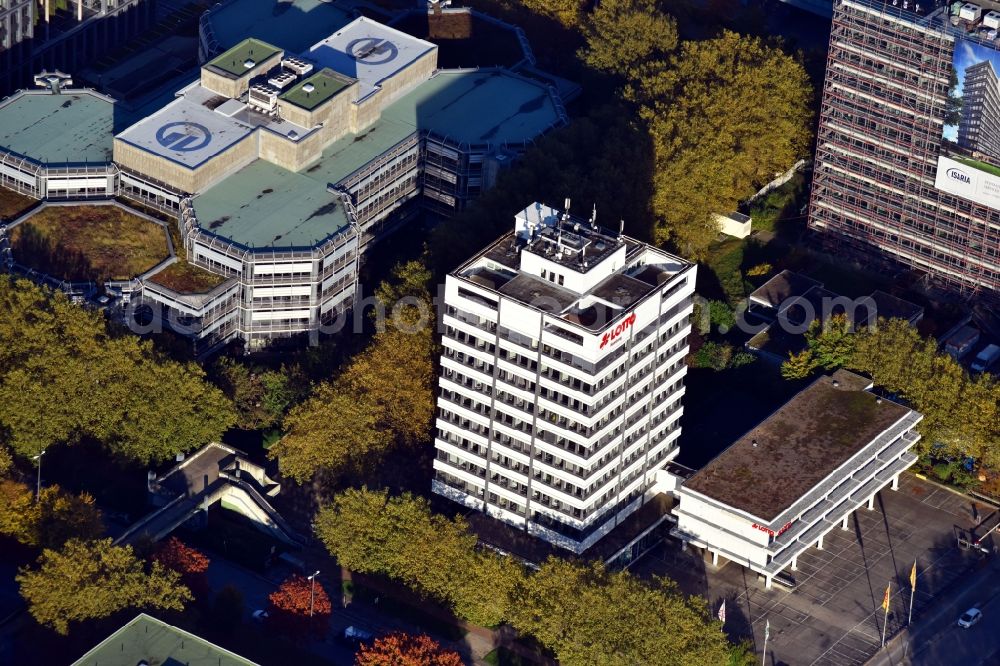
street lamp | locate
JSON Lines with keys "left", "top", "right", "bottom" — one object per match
{"left": 31, "top": 449, "right": 46, "bottom": 502}
{"left": 308, "top": 570, "right": 320, "bottom": 617}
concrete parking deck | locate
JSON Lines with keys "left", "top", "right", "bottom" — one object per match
{"left": 633, "top": 475, "right": 992, "bottom": 666}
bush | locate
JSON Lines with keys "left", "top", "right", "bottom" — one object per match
{"left": 708, "top": 300, "right": 736, "bottom": 332}
{"left": 692, "top": 342, "right": 734, "bottom": 371}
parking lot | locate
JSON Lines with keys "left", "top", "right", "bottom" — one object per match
{"left": 632, "top": 475, "right": 992, "bottom": 666}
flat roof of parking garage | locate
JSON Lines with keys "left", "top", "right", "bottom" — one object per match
{"left": 0, "top": 90, "right": 116, "bottom": 165}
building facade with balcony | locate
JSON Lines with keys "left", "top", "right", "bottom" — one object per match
{"left": 431, "top": 202, "right": 697, "bottom": 554}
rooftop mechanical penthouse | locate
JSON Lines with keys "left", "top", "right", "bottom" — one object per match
{"left": 432, "top": 202, "right": 696, "bottom": 554}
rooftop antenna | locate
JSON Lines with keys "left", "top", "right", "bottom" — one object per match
{"left": 590, "top": 204, "right": 597, "bottom": 229}
{"left": 563, "top": 197, "right": 571, "bottom": 223}
{"left": 618, "top": 219, "right": 624, "bottom": 239}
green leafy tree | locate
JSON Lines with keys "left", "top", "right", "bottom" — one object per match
{"left": 580, "top": 0, "right": 678, "bottom": 77}
{"left": 804, "top": 314, "right": 855, "bottom": 370}
{"left": 214, "top": 358, "right": 305, "bottom": 430}
{"left": 271, "top": 263, "right": 436, "bottom": 482}
{"left": 637, "top": 32, "right": 813, "bottom": 258}
{"left": 0, "top": 480, "right": 103, "bottom": 549}
{"left": 17, "top": 538, "right": 191, "bottom": 634}
{"left": 781, "top": 349, "right": 817, "bottom": 380}
{"left": 520, "top": 0, "right": 586, "bottom": 28}
{"left": 0, "top": 278, "right": 236, "bottom": 464}
{"left": 507, "top": 559, "right": 731, "bottom": 666}
{"left": 314, "top": 488, "right": 523, "bottom": 627}
{"left": 692, "top": 341, "right": 734, "bottom": 370}
{"left": 708, "top": 300, "right": 737, "bottom": 332}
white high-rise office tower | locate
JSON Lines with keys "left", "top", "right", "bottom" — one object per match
{"left": 432, "top": 202, "right": 696, "bottom": 554}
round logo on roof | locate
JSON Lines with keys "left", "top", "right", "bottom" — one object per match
{"left": 346, "top": 37, "right": 399, "bottom": 65}
{"left": 155, "top": 122, "right": 212, "bottom": 152}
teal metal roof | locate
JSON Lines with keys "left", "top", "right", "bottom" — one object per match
{"left": 0, "top": 90, "right": 115, "bottom": 165}
{"left": 72, "top": 614, "right": 259, "bottom": 666}
{"left": 192, "top": 69, "right": 562, "bottom": 251}
{"left": 193, "top": 158, "right": 352, "bottom": 250}
{"left": 385, "top": 69, "right": 562, "bottom": 147}
{"left": 204, "top": 0, "right": 353, "bottom": 54}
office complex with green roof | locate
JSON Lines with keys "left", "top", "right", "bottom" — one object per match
{"left": 0, "top": 14, "right": 566, "bottom": 353}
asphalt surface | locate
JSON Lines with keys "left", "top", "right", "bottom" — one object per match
{"left": 867, "top": 555, "right": 1000, "bottom": 666}
{"left": 632, "top": 475, "right": 991, "bottom": 666}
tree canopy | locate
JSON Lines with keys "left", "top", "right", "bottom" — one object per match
{"left": 0, "top": 278, "right": 236, "bottom": 464}
{"left": 314, "top": 487, "right": 522, "bottom": 627}
{"left": 637, "top": 31, "right": 813, "bottom": 258}
{"left": 315, "top": 488, "right": 734, "bottom": 661}
{"left": 780, "top": 317, "right": 1000, "bottom": 468}
{"left": 355, "top": 632, "right": 463, "bottom": 666}
{"left": 270, "top": 262, "right": 436, "bottom": 482}
{"left": 16, "top": 538, "right": 191, "bottom": 634}
{"left": 0, "top": 480, "right": 103, "bottom": 549}
{"left": 580, "top": 0, "right": 678, "bottom": 77}
{"left": 151, "top": 537, "right": 210, "bottom": 599}
{"left": 508, "top": 558, "right": 731, "bottom": 666}
{"left": 266, "top": 574, "right": 332, "bottom": 637}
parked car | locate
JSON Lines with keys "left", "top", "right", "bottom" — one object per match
{"left": 958, "top": 607, "right": 982, "bottom": 628}
{"left": 252, "top": 609, "right": 269, "bottom": 623}
{"left": 971, "top": 344, "right": 1000, "bottom": 373}
{"left": 945, "top": 325, "right": 981, "bottom": 359}
{"left": 342, "top": 625, "right": 375, "bottom": 645}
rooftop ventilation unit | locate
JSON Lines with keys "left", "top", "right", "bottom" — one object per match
{"left": 268, "top": 71, "right": 297, "bottom": 90}
{"left": 243, "top": 58, "right": 256, "bottom": 69}
{"left": 248, "top": 84, "right": 279, "bottom": 112}
{"left": 302, "top": 82, "right": 316, "bottom": 93}
{"left": 282, "top": 56, "right": 314, "bottom": 76}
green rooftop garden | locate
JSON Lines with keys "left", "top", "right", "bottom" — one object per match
{"left": 0, "top": 186, "right": 35, "bottom": 220}
{"left": 280, "top": 68, "right": 352, "bottom": 110}
{"left": 9, "top": 204, "right": 170, "bottom": 282}
{"left": 148, "top": 259, "right": 229, "bottom": 293}
{"left": 207, "top": 38, "right": 281, "bottom": 77}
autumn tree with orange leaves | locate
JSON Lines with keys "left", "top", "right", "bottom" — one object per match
{"left": 267, "top": 574, "right": 332, "bottom": 637}
{"left": 151, "top": 537, "right": 210, "bottom": 599}
{"left": 355, "top": 633, "right": 463, "bottom": 666}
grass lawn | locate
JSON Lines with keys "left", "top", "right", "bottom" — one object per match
{"left": 0, "top": 186, "right": 35, "bottom": 220}
{"left": 10, "top": 204, "right": 170, "bottom": 282}
{"left": 953, "top": 154, "right": 1000, "bottom": 177}
{"left": 149, "top": 260, "right": 228, "bottom": 293}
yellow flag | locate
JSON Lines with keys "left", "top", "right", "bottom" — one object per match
{"left": 910, "top": 560, "right": 917, "bottom": 589}
{"left": 882, "top": 584, "right": 891, "bottom": 611}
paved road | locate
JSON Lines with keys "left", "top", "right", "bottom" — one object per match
{"left": 867, "top": 555, "right": 1000, "bottom": 666}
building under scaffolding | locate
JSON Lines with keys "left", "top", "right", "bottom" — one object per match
{"left": 809, "top": 0, "right": 1000, "bottom": 301}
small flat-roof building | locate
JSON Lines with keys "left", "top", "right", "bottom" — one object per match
{"left": 72, "top": 613, "right": 259, "bottom": 666}
{"left": 673, "top": 370, "right": 922, "bottom": 589}
{"left": 748, "top": 269, "right": 823, "bottom": 314}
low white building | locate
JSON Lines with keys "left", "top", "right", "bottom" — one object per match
{"left": 673, "top": 370, "right": 922, "bottom": 589}
{"left": 432, "top": 201, "right": 697, "bottom": 554}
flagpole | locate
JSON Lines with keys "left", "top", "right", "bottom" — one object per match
{"left": 761, "top": 618, "right": 769, "bottom": 666}
{"left": 881, "top": 584, "right": 891, "bottom": 648}
{"left": 908, "top": 560, "right": 917, "bottom": 626}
